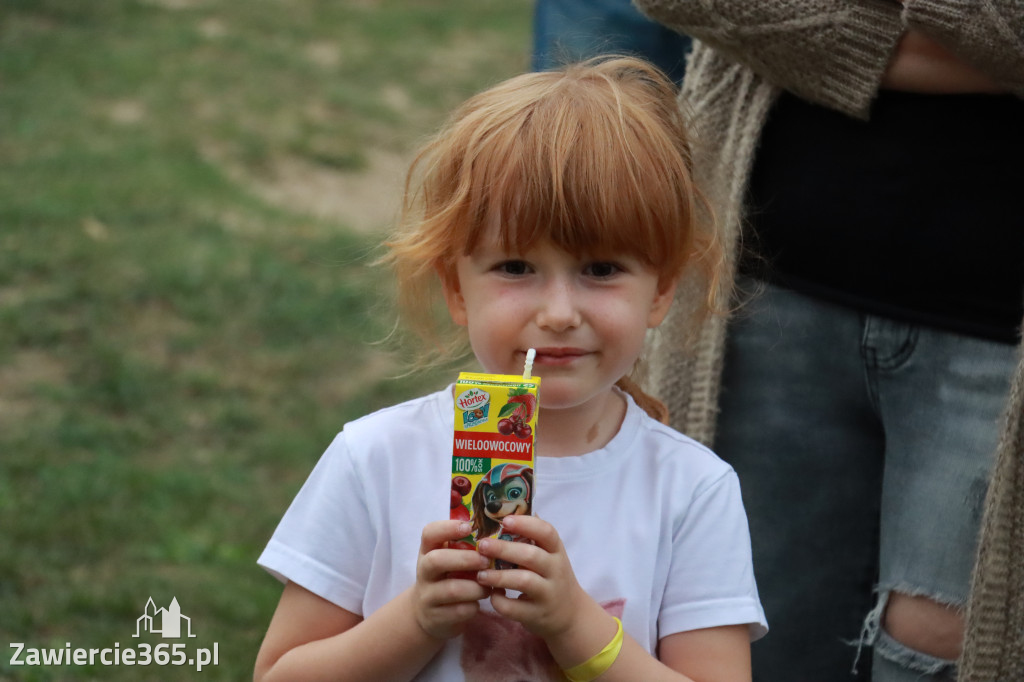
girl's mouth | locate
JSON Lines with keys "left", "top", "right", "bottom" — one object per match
{"left": 531, "top": 348, "right": 589, "bottom": 366}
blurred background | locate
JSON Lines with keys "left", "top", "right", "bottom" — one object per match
{"left": 0, "top": 1, "right": 531, "bottom": 679}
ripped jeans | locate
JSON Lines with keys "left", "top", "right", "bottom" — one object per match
{"left": 714, "top": 282, "right": 1017, "bottom": 681}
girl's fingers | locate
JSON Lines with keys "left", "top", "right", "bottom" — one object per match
{"left": 420, "top": 520, "right": 473, "bottom": 553}
{"left": 413, "top": 592, "right": 484, "bottom": 640}
{"left": 418, "top": 546, "right": 489, "bottom": 582}
{"left": 418, "top": 520, "right": 489, "bottom": 584}
{"left": 475, "top": 567, "right": 542, "bottom": 596}
{"left": 495, "top": 515, "right": 561, "bottom": 553}
{"left": 477, "top": 536, "right": 544, "bottom": 572}
{"left": 424, "top": 574, "right": 491, "bottom": 606}
{"left": 488, "top": 584, "right": 532, "bottom": 621}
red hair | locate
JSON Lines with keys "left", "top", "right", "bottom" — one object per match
{"left": 383, "top": 56, "right": 721, "bottom": 366}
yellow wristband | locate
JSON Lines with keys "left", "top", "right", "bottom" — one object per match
{"left": 561, "top": 617, "right": 624, "bottom": 682}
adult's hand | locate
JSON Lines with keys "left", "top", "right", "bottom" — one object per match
{"left": 882, "top": 28, "right": 1007, "bottom": 94}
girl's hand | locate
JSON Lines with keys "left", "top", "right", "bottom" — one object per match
{"left": 412, "top": 520, "right": 491, "bottom": 640}
{"left": 474, "top": 515, "right": 588, "bottom": 639}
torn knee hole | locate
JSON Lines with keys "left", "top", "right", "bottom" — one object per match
{"left": 881, "top": 591, "right": 964, "bottom": 661}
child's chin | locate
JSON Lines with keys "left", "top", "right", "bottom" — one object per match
{"left": 535, "top": 386, "right": 607, "bottom": 412}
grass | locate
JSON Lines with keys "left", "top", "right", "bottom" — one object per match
{"left": 0, "top": 1, "right": 531, "bottom": 679}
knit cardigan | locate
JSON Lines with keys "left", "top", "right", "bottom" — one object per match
{"left": 633, "top": 1, "right": 1024, "bottom": 678}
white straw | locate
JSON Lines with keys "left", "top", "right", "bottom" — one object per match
{"left": 522, "top": 348, "right": 536, "bottom": 380}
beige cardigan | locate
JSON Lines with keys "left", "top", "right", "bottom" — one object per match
{"left": 634, "top": 0, "right": 1024, "bottom": 678}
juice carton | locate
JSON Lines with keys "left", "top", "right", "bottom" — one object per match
{"left": 450, "top": 371, "right": 539, "bottom": 570}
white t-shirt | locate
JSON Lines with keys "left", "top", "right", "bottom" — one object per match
{"left": 259, "top": 387, "right": 767, "bottom": 681}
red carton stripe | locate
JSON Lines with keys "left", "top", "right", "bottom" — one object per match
{"left": 452, "top": 432, "right": 533, "bottom": 461}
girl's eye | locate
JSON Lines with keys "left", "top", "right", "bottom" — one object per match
{"left": 497, "top": 260, "right": 530, "bottom": 276}
{"left": 584, "top": 262, "right": 621, "bottom": 278}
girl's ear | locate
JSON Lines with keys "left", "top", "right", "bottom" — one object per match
{"left": 438, "top": 265, "right": 468, "bottom": 327}
{"left": 647, "top": 277, "right": 679, "bottom": 329}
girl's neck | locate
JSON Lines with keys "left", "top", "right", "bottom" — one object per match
{"left": 536, "top": 389, "right": 627, "bottom": 458}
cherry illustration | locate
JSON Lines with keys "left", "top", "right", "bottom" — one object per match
{"left": 514, "top": 423, "right": 532, "bottom": 439}
{"left": 452, "top": 475, "right": 472, "bottom": 496}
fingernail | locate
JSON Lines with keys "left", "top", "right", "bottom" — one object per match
{"left": 477, "top": 570, "right": 489, "bottom": 582}
{"left": 502, "top": 516, "right": 516, "bottom": 529}
{"left": 477, "top": 539, "right": 491, "bottom": 553}
{"left": 457, "top": 521, "right": 471, "bottom": 535}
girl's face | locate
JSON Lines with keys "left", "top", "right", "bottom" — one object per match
{"left": 441, "top": 229, "right": 676, "bottom": 416}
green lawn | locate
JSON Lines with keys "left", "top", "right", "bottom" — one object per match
{"left": 0, "top": 1, "right": 531, "bottom": 679}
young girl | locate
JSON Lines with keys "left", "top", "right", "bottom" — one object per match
{"left": 254, "top": 57, "right": 766, "bottom": 682}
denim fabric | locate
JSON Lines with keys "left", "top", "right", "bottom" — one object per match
{"left": 714, "top": 282, "right": 1017, "bottom": 682}
{"left": 532, "top": 0, "right": 691, "bottom": 84}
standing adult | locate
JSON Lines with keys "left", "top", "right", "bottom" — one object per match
{"left": 632, "top": 1, "right": 1024, "bottom": 680}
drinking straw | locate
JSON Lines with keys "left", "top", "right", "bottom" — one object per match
{"left": 522, "top": 348, "right": 536, "bottom": 380}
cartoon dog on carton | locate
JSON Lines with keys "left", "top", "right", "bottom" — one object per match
{"left": 470, "top": 462, "right": 534, "bottom": 544}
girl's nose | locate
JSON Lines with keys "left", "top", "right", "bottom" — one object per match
{"left": 536, "top": 279, "right": 582, "bottom": 331}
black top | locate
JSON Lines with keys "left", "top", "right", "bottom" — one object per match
{"left": 744, "top": 89, "right": 1024, "bottom": 343}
